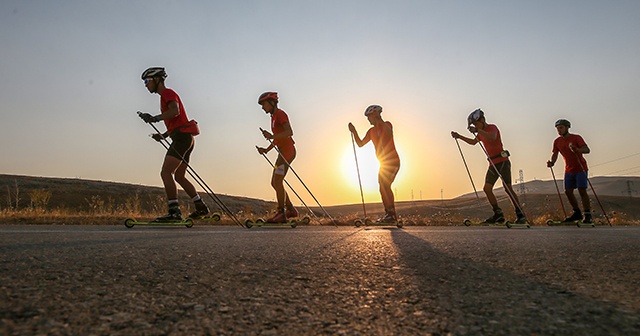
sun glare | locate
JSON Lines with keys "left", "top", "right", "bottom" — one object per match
{"left": 341, "top": 144, "right": 380, "bottom": 194}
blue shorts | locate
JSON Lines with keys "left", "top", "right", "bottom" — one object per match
{"left": 564, "top": 171, "right": 588, "bottom": 189}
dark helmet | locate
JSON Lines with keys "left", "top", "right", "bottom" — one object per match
{"left": 258, "top": 92, "right": 278, "bottom": 105}
{"left": 141, "top": 67, "right": 167, "bottom": 80}
{"left": 555, "top": 119, "right": 571, "bottom": 128}
{"left": 467, "top": 108, "right": 484, "bottom": 125}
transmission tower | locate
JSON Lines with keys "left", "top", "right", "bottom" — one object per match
{"left": 518, "top": 169, "right": 526, "bottom": 203}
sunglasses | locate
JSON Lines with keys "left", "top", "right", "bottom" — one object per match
{"left": 143, "top": 78, "right": 154, "bottom": 84}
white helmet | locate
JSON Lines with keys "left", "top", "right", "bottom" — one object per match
{"left": 467, "top": 108, "right": 484, "bottom": 125}
{"left": 141, "top": 67, "right": 167, "bottom": 80}
{"left": 364, "top": 105, "right": 382, "bottom": 116}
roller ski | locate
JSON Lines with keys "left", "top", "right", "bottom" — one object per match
{"left": 244, "top": 209, "right": 302, "bottom": 228}
{"left": 546, "top": 210, "right": 594, "bottom": 228}
{"left": 359, "top": 211, "right": 403, "bottom": 228}
{"left": 464, "top": 211, "right": 530, "bottom": 228}
{"left": 124, "top": 207, "right": 194, "bottom": 228}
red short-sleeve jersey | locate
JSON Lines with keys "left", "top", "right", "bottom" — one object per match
{"left": 477, "top": 124, "right": 508, "bottom": 165}
{"left": 161, "top": 88, "right": 189, "bottom": 134}
{"left": 553, "top": 134, "right": 588, "bottom": 173}
{"left": 271, "top": 109, "right": 295, "bottom": 149}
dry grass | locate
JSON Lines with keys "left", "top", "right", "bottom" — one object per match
{"left": 1, "top": 174, "right": 639, "bottom": 226}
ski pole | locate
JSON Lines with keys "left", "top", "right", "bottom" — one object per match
{"left": 572, "top": 150, "right": 612, "bottom": 226}
{"left": 260, "top": 127, "right": 337, "bottom": 226}
{"left": 351, "top": 133, "right": 368, "bottom": 219}
{"left": 257, "top": 147, "right": 318, "bottom": 221}
{"left": 138, "top": 112, "right": 245, "bottom": 228}
{"left": 455, "top": 138, "right": 480, "bottom": 200}
{"left": 473, "top": 133, "right": 526, "bottom": 217}
{"left": 549, "top": 165, "right": 567, "bottom": 218}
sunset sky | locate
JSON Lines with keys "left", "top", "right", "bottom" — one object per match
{"left": 2, "top": 1, "right": 639, "bottom": 206}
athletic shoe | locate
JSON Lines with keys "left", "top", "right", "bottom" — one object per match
{"left": 267, "top": 209, "right": 287, "bottom": 223}
{"left": 377, "top": 213, "right": 397, "bottom": 224}
{"left": 485, "top": 212, "right": 505, "bottom": 224}
{"left": 563, "top": 210, "right": 583, "bottom": 222}
{"left": 155, "top": 208, "right": 182, "bottom": 222}
{"left": 515, "top": 215, "right": 528, "bottom": 224}
{"left": 188, "top": 200, "right": 209, "bottom": 219}
{"left": 286, "top": 207, "right": 299, "bottom": 218}
{"left": 582, "top": 213, "right": 594, "bottom": 224}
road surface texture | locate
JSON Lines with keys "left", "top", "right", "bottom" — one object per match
{"left": 1, "top": 225, "right": 638, "bottom": 335}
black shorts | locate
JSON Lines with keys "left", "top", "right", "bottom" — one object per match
{"left": 485, "top": 160, "right": 511, "bottom": 185}
{"left": 167, "top": 132, "right": 194, "bottom": 162}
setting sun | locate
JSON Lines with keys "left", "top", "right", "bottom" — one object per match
{"left": 341, "top": 143, "right": 380, "bottom": 195}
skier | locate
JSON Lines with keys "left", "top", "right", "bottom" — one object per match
{"left": 451, "top": 109, "right": 527, "bottom": 224}
{"left": 256, "top": 92, "right": 298, "bottom": 223}
{"left": 348, "top": 105, "right": 401, "bottom": 223}
{"left": 138, "top": 67, "right": 209, "bottom": 221}
{"left": 546, "top": 119, "right": 593, "bottom": 223}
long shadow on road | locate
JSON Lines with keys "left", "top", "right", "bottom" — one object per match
{"left": 388, "top": 228, "right": 639, "bottom": 335}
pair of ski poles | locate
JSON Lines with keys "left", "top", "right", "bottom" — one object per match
{"left": 454, "top": 135, "right": 526, "bottom": 217}
{"left": 138, "top": 112, "right": 245, "bottom": 228}
{"left": 259, "top": 128, "right": 337, "bottom": 226}
{"left": 548, "top": 152, "right": 612, "bottom": 226}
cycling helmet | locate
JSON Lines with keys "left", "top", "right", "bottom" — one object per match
{"left": 467, "top": 108, "right": 484, "bottom": 125}
{"left": 364, "top": 105, "right": 383, "bottom": 116}
{"left": 141, "top": 67, "right": 167, "bottom": 80}
{"left": 258, "top": 92, "right": 278, "bottom": 105}
{"left": 555, "top": 119, "right": 571, "bottom": 128}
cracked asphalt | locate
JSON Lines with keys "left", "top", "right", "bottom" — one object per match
{"left": 1, "top": 225, "right": 638, "bottom": 335}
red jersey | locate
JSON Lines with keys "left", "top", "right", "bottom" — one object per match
{"left": 271, "top": 109, "right": 295, "bottom": 149}
{"left": 477, "top": 124, "right": 508, "bottom": 165}
{"left": 366, "top": 121, "right": 400, "bottom": 166}
{"left": 160, "top": 88, "right": 189, "bottom": 134}
{"left": 553, "top": 134, "right": 588, "bottom": 173}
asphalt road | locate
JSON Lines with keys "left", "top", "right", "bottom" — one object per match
{"left": 1, "top": 224, "right": 638, "bottom": 335}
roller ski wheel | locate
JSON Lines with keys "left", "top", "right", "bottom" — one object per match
{"left": 354, "top": 218, "right": 373, "bottom": 227}
{"left": 463, "top": 219, "right": 507, "bottom": 227}
{"left": 300, "top": 216, "right": 311, "bottom": 224}
{"left": 546, "top": 219, "right": 580, "bottom": 226}
{"left": 123, "top": 217, "right": 194, "bottom": 228}
{"left": 201, "top": 212, "right": 221, "bottom": 222}
{"left": 505, "top": 220, "right": 530, "bottom": 229}
{"left": 245, "top": 218, "right": 295, "bottom": 228}
{"left": 577, "top": 221, "right": 596, "bottom": 228}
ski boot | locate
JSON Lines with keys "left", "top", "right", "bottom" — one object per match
{"left": 286, "top": 207, "right": 299, "bottom": 219}
{"left": 582, "top": 211, "right": 594, "bottom": 224}
{"left": 266, "top": 208, "right": 287, "bottom": 223}
{"left": 514, "top": 209, "right": 528, "bottom": 224}
{"left": 563, "top": 209, "right": 583, "bottom": 223}
{"left": 377, "top": 211, "right": 397, "bottom": 224}
{"left": 155, "top": 204, "right": 182, "bottom": 222}
{"left": 188, "top": 199, "right": 210, "bottom": 219}
{"left": 485, "top": 210, "right": 505, "bottom": 224}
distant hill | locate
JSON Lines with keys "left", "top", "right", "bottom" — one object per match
{"left": 0, "top": 174, "right": 275, "bottom": 216}
{"left": 457, "top": 176, "right": 640, "bottom": 198}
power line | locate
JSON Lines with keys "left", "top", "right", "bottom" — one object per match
{"left": 590, "top": 152, "right": 640, "bottom": 168}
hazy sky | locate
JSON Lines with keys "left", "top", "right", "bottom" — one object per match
{"left": 2, "top": 0, "right": 639, "bottom": 206}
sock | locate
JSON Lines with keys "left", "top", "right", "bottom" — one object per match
{"left": 192, "top": 195, "right": 201, "bottom": 202}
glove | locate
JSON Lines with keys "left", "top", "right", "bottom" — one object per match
{"left": 139, "top": 112, "right": 160, "bottom": 123}
{"left": 468, "top": 125, "right": 478, "bottom": 133}
{"left": 546, "top": 161, "right": 554, "bottom": 168}
{"left": 151, "top": 133, "right": 165, "bottom": 142}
